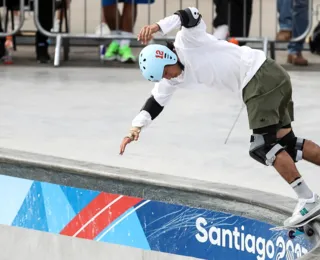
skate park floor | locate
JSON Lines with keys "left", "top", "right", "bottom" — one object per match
{"left": 1, "top": 61, "right": 320, "bottom": 199}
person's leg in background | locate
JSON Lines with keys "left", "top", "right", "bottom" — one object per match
{"left": 213, "top": 0, "right": 253, "bottom": 46}
{"left": 36, "top": 0, "right": 53, "bottom": 63}
{"left": 101, "top": 0, "right": 122, "bottom": 61}
{"left": 0, "top": 12, "right": 5, "bottom": 59}
{"left": 287, "top": 0, "right": 308, "bottom": 66}
{"left": 213, "top": 0, "right": 229, "bottom": 40}
{"left": 276, "top": 0, "right": 293, "bottom": 41}
{"left": 0, "top": 0, "right": 18, "bottom": 59}
{"left": 118, "top": 0, "right": 155, "bottom": 63}
{"left": 51, "top": 0, "right": 71, "bottom": 33}
{"left": 102, "top": 0, "right": 154, "bottom": 63}
{"left": 228, "top": 0, "right": 253, "bottom": 46}
{"left": 95, "top": 8, "right": 109, "bottom": 36}
{"left": 8, "top": 10, "right": 21, "bottom": 32}
{"left": 117, "top": 0, "right": 138, "bottom": 63}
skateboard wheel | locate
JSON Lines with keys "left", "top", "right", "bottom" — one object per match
{"left": 288, "top": 230, "right": 296, "bottom": 239}
{"left": 305, "top": 228, "right": 314, "bottom": 237}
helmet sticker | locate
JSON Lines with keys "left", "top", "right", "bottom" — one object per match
{"left": 155, "top": 50, "right": 164, "bottom": 59}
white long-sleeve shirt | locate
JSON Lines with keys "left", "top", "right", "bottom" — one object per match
{"left": 132, "top": 11, "right": 266, "bottom": 129}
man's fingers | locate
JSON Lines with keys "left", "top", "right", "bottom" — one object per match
{"left": 120, "top": 128, "right": 141, "bottom": 155}
{"left": 142, "top": 29, "right": 148, "bottom": 44}
{"left": 119, "top": 137, "right": 134, "bottom": 155}
{"left": 146, "top": 27, "right": 151, "bottom": 37}
{"left": 138, "top": 28, "right": 145, "bottom": 42}
{"left": 119, "top": 144, "right": 125, "bottom": 155}
{"left": 133, "top": 133, "right": 139, "bottom": 141}
{"left": 138, "top": 27, "right": 147, "bottom": 40}
{"left": 137, "top": 27, "right": 153, "bottom": 44}
{"left": 138, "top": 26, "right": 156, "bottom": 44}
{"left": 147, "top": 28, "right": 152, "bottom": 43}
{"left": 119, "top": 139, "right": 128, "bottom": 155}
{"left": 120, "top": 143, "right": 128, "bottom": 155}
{"left": 142, "top": 27, "right": 151, "bottom": 44}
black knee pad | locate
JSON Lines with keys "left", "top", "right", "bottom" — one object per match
{"left": 249, "top": 125, "right": 285, "bottom": 166}
{"left": 249, "top": 133, "right": 285, "bottom": 166}
{"left": 278, "top": 130, "right": 305, "bottom": 162}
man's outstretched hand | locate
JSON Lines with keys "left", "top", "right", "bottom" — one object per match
{"left": 119, "top": 127, "right": 141, "bottom": 155}
{"left": 119, "top": 137, "right": 133, "bottom": 155}
{"left": 137, "top": 24, "right": 160, "bottom": 45}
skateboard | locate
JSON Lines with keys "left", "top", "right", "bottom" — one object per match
{"left": 270, "top": 214, "right": 320, "bottom": 239}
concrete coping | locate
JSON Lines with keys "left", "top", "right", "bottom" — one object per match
{"left": 1, "top": 147, "right": 320, "bottom": 259}
{"left": 0, "top": 147, "right": 295, "bottom": 216}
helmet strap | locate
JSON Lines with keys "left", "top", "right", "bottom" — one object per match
{"left": 177, "top": 60, "right": 185, "bottom": 71}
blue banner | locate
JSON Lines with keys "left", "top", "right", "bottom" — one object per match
{"left": 0, "top": 174, "right": 315, "bottom": 259}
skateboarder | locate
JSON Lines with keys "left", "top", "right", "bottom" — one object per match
{"left": 119, "top": 7, "right": 320, "bottom": 226}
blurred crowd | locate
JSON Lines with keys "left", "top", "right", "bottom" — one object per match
{"left": 0, "top": 0, "right": 318, "bottom": 66}
{"left": 211, "top": 0, "right": 310, "bottom": 66}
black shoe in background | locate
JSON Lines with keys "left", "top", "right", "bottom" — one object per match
{"left": 0, "top": 38, "right": 5, "bottom": 61}
{"left": 36, "top": 44, "right": 51, "bottom": 64}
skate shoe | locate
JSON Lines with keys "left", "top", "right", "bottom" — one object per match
{"left": 118, "top": 45, "right": 136, "bottom": 63}
{"left": 103, "top": 41, "right": 120, "bottom": 61}
{"left": 284, "top": 193, "right": 320, "bottom": 226}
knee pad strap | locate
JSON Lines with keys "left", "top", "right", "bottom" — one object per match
{"left": 249, "top": 134, "right": 285, "bottom": 166}
{"left": 278, "top": 130, "right": 305, "bottom": 162}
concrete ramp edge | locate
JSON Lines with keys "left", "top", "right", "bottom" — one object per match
{"left": 0, "top": 147, "right": 319, "bottom": 259}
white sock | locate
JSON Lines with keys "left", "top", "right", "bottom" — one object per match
{"left": 53, "top": 19, "right": 60, "bottom": 32}
{"left": 290, "top": 178, "right": 313, "bottom": 199}
{"left": 120, "top": 31, "right": 132, "bottom": 47}
{"left": 14, "top": 15, "right": 20, "bottom": 30}
{"left": 110, "top": 30, "right": 120, "bottom": 44}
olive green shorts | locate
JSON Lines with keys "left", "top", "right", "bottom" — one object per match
{"left": 242, "top": 58, "right": 294, "bottom": 130}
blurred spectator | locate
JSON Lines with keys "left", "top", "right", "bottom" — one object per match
{"left": 95, "top": 10, "right": 109, "bottom": 36}
{"left": 276, "top": 0, "right": 309, "bottom": 66}
{"left": 309, "top": 22, "right": 320, "bottom": 54}
{"left": 51, "top": 0, "right": 71, "bottom": 33}
{"left": 213, "top": 0, "right": 253, "bottom": 46}
{"left": 276, "top": 0, "right": 292, "bottom": 40}
{"left": 100, "top": 0, "right": 154, "bottom": 63}
{"left": 11, "top": 10, "right": 20, "bottom": 29}
{"left": 0, "top": 0, "right": 53, "bottom": 63}
{"left": 36, "top": 0, "right": 53, "bottom": 63}
{"left": 0, "top": 13, "right": 4, "bottom": 59}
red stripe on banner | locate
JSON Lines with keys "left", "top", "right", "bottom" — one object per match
{"left": 75, "top": 196, "right": 142, "bottom": 240}
{"left": 60, "top": 193, "right": 120, "bottom": 237}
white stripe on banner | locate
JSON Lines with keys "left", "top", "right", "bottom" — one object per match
{"left": 96, "top": 200, "right": 150, "bottom": 241}
{"left": 73, "top": 195, "right": 123, "bottom": 237}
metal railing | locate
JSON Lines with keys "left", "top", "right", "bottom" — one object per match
{"left": 0, "top": 0, "right": 25, "bottom": 36}
{"left": 33, "top": 0, "right": 210, "bottom": 66}
{"left": 1, "top": 0, "right": 318, "bottom": 66}
{"left": 32, "top": 0, "right": 268, "bottom": 67}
